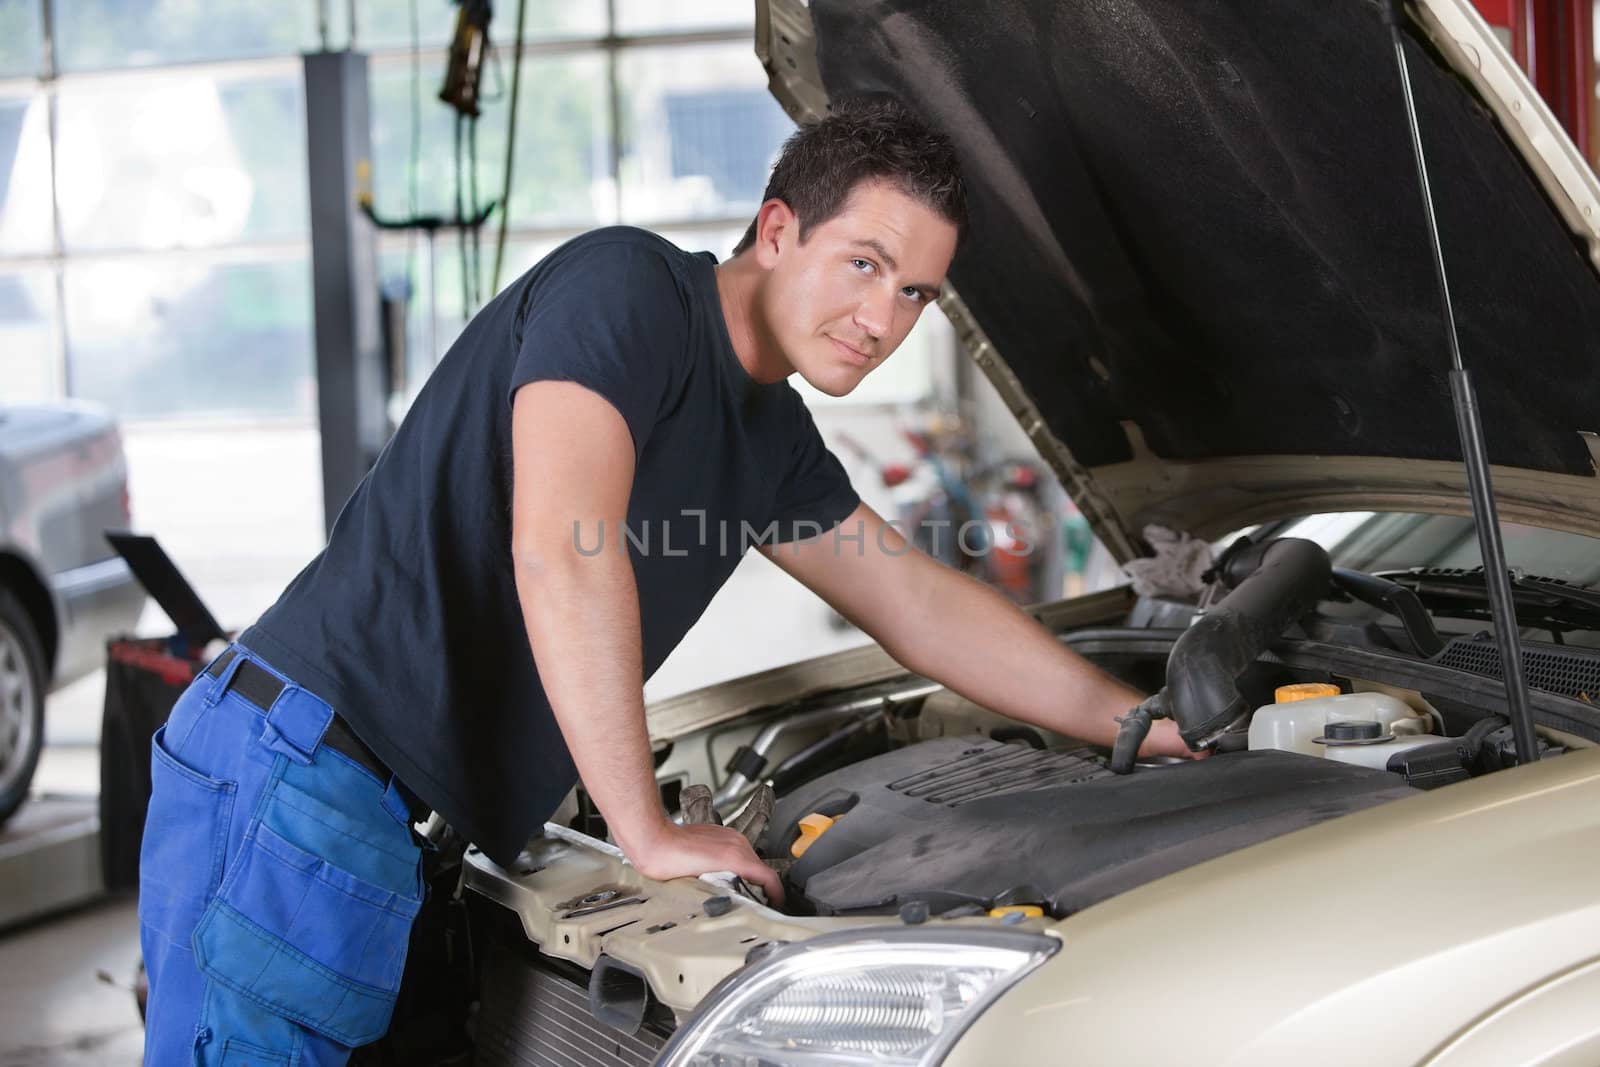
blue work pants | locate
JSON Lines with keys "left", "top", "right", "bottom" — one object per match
{"left": 138, "top": 644, "right": 424, "bottom": 1066}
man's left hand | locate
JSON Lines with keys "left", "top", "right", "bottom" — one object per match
{"left": 1139, "top": 717, "right": 1210, "bottom": 760}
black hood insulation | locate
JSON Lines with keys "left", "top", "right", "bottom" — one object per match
{"left": 809, "top": 0, "right": 1600, "bottom": 475}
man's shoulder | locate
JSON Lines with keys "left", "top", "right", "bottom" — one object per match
{"left": 512, "top": 226, "right": 704, "bottom": 335}
{"left": 550, "top": 226, "right": 698, "bottom": 278}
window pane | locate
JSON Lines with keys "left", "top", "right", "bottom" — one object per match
{"left": 64, "top": 255, "right": 313, "bottom": 418}
{"left": 368, "top": 51, "right": 609, "bottom": 230}
{"left": 355, "top": 0, "right": 604, "bottom": 51}
{"left": 377, "top": 237, "right": 479, "bottom": 375}
{"left": 493, "top": 235, "right": 568, "bottom": 288}
{"left": 56, "top": 73, "right": 307, "bottom": 251}
{"left": 0, "top": 270, "right": 61, "bottom": 404}
{"left": 0, "top": 96, "right": 53, "bottom": 256}
{"left": 617, "top": 43, "right": 793, "bottom": 224}
{"left": 376, "top": 232, "right": 567, "bottom": 380}
{"left": 0, "top": 0, "right": 43, "bottom": 78}
{"left": 616, "top": 0, "right": 749, "bottom": 35}
{"left": 356, "top": 0, "right": 455, "bottom": 52}
{"left": 52, "top": 0, "right": 318, "bottom": 71}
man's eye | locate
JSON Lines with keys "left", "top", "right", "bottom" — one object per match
{"left": 850, "top": 258, "right": 875, "bottom": 274}
{"left": 902, "top": 287, "right": 926, "bottom": 304}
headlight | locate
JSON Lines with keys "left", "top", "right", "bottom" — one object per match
{"left": 658, "top": 927, "right": 1058, "bottom": 1066}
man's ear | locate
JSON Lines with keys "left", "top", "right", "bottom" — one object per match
{"left": 752, "top": 198, "right": 796, "bottom": 269}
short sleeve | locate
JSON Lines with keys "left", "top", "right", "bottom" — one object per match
{"left": 770, "top": 395, "right": 860, "bottom": 543}
{"left": 509, "top": 237, "right": 688, "bottom": 461}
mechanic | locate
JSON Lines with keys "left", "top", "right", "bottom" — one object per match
{"left": 137, "top": 98, "right": 1199, "bottom": 1065}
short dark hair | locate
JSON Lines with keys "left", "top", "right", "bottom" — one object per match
{"left": 732, "top": 97, "right": 967, "bottom": 256}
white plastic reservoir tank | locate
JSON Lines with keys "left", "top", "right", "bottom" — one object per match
{"left": 1248, "top": 688, "right": 1425, "bottom": 757}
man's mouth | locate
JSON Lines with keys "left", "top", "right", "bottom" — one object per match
{"left": 828, "top": 336, "right": 873, "bottom": 367}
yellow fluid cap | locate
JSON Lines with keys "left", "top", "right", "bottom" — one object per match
{"left": 791, "top": 813, "right": 836, "bottom": 859}
{"left": 988, "top": 905, "right": 1044, "bottom": 919}
{"left": 1275, "top": 683, "right": 1340, "bottom": 704}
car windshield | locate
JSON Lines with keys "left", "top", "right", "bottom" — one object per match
{"left": 1237, "top": 511, "right": 1600, "bottom": 649}
{"left": 1269, "top": 512, "right": 1600, "bottom": 591}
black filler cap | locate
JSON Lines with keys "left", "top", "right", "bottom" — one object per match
{"left": 1324, "top": 719, "right": 1384, "bottom": 742}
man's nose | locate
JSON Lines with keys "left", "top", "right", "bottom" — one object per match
{"left": 853, "top": 288, "right": 893, "bottom": 340}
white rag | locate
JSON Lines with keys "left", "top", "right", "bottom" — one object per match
{"left": 1123, "top": 524, "right": 1214, "bottom": 598}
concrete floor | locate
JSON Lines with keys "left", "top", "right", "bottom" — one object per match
{"left": 0, "top": 897, "right": 145, "bottom": 1066}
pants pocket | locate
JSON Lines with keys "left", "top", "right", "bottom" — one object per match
{"left": 220, "top": 1038, "right": 291, "bottom": 1066}
{"left": 192, "top": 786, "right": 423, "bottom": 1049}
{"left": 139, "top": 724, "right": 236, "bottom": 944}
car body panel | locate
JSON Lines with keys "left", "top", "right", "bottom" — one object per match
{"left": 0, "top": 402, "right": 143, "bottom": 683}
{"left": 941, "top": 746, "right": 1600, "bottom": 1066}
{"left": 467, "top": 731, "right": 1600, "bottom": 1051}
{"left": 461, "top": 824, "right": 939, "bottom": 1019}
{"left": 1423, "top": 956, "right": 1600, "bottom": 1067}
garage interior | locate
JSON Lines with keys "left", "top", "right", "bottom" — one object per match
{"left": 0, "top": 1, "right": 1597, "bottom": 1064}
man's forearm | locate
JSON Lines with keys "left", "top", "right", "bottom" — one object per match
{"left": 513, "top": 543, "right": 667, "bottom": 855}
{"left": 887, "top": 565, "right": 1144, "bottom": 747}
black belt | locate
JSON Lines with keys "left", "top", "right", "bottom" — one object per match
{"left": 206, "top": 648, "right": 391, "bottom": 783}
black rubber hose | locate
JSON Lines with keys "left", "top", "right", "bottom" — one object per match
{"left": 1110, "top": 695, "right": 1160, "bottom": 775}
{"left": 1331, "top": 568, "right": 1446, "bottom": 657}
{"left": 769, "top": 714, "right": 884, "bottom": 794}
{"left": 1167, "top": 538, "right": 1333, "bottom": 747}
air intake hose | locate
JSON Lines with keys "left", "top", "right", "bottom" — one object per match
{"left": 1168, "top": 537, "right": 1332, "bottom": 746}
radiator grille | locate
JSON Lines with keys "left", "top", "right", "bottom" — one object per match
{"left": 475, "top": 946, "right": 669, "bottom": 1067}
{"left": 887, "top": 742, "right": 1111, "bottom": 805}
{"left": 1436, "top": 635, "right": 1600, "bottom": 701}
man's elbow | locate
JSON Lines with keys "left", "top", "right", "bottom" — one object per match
{"left": 512, "top": 523, "right": 610, "bottom": 583}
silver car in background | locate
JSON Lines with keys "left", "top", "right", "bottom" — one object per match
{"left": 0, "top": 402, "right": 145, "bottom": 824}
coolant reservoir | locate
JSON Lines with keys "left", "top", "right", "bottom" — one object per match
{"left": 1321, "top": 728, "right": 1446, "bottom": 770}
{"left": 1248, "top": 691, "right": 1421, "bottom": 756}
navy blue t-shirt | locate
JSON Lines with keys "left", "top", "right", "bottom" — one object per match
{"left": 242, "top": 227, "right": 859, "bottom": 865}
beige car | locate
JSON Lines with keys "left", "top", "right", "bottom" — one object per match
{"left": 461, "top": 1, "right": 1600, "bottom": 1064}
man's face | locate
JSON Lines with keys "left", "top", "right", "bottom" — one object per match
{"left": 755, "top": 180, "right": 959, "bottom": 397}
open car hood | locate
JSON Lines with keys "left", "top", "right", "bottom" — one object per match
{"left": 755, "top": 0, "right": 1600, "bottom": 559}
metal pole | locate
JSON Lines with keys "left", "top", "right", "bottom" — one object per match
{"left": 1385, "top": 5, "right": 1539, "bottom": 764}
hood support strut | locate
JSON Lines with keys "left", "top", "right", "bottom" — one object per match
{"left": 1386, "top": 1, "right": 1539, "bottom": 765}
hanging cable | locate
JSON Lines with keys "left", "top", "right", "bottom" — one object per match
{"left": 455, "top": 112, "right": 469, "bottom": 321}
{"left": 439, "top": 0, "right": 494, "bottom": 321}
{"left": 406, "top": 0, "right": 421, "bottom": 285}
{"left": 492, "top": 0, "right": 529, "bottom": 294}
{"left": 468, "top": 113, "right": 481, "bottom": 309}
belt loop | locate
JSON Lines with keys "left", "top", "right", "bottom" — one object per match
{"left": 260, "top": 686, "right": 334, "bottom": 766}
{"left": 202, "top": 646, "right": 245, "bottom": 708}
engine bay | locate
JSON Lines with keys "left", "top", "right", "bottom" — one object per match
{"left": 460, "top": 534, "right": 1600, "bottom": 1057}
{"left": 665, "top": 535, "right": 1599, "bottom": 921}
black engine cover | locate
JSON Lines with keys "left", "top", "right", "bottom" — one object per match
{"left": 764, "top": 739, "right": 1417, "bottom": 917}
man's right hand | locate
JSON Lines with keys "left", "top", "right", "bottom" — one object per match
{"left": 622, "top": 820, "right": 786, "bottom": 906}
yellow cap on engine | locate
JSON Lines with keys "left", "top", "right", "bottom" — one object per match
{"left": 989, "top": 905, "right": 1044, "bottom": 919}
{"left": 791, "top": 813, "right": 836, "bottom": 859}
{"left": 1275, "top": 683, "right": 1340, "bottom": 703}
